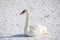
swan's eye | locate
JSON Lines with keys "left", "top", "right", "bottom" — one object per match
{"left": 20, "top": 9, "right": 27, "bottom": 15}
{"left": 23, "top": 10, "right": 26, "bottom": 13}
{"left": 20, "top": 10, "right": 25, "bottom": 15}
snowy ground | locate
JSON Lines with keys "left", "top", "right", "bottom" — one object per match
{"left": 0, "top": 0, "right": 60, "bottom": 40}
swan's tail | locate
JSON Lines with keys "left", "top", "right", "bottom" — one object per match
{"left": 43, "top": 32, "right": 50, "bottom": 35}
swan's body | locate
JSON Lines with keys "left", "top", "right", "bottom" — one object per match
{"left": 20, "top": 9, "right": 49, "bottom": 37}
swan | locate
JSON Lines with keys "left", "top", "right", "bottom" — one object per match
{"left": 20, "top": 9, "right": 49, "bottom": 37}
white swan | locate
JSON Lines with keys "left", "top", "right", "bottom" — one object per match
{"left": 20, "top": 9, "right": 49, "bottom": 37}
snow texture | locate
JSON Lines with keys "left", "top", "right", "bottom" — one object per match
{"left": 0, "top": 0, "right": 60, "bottom": 40}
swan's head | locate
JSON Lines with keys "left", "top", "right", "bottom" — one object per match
{"left": 20, "top": 9, "right": 28, "bottom": 15}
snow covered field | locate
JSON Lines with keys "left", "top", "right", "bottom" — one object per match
{"left": 0, "top": 0, "right": 60, "bottom": 40}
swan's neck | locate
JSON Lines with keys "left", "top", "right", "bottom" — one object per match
{"left": 24, "top": 11, "right": 30, "bottom": 33}
{"left": 25, "top": 12, "right": 29, "bottom": 27}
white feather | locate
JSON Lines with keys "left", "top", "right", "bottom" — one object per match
{"left": 20, "top": 9, "right": 50, "bottom": 37}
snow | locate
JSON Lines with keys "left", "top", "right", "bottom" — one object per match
{"left": 0, "top": 0, "right": 60, "bottom": 40}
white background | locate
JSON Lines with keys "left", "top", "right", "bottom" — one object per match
{"left": 0, "top": 0, "right": 60, "bottom": 40}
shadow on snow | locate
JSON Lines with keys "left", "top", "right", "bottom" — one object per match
{"left": 0, "top": 34, "right": 31, "bottom": 38}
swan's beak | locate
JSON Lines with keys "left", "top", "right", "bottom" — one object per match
{"left": 20, "top": 10, "right": 25, "bottom": 15}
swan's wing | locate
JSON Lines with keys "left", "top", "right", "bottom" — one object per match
{"left": 29, "top": 25, "right": 41, "bottom": 36}
{"left": 29, "top": 25, "right": 49, "bottom": 35}
{"left": 37, "top": 24, "right": 50, "bottom": 34}
{"left": 28, "top": 26, "right": 37, "bottom": 34}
